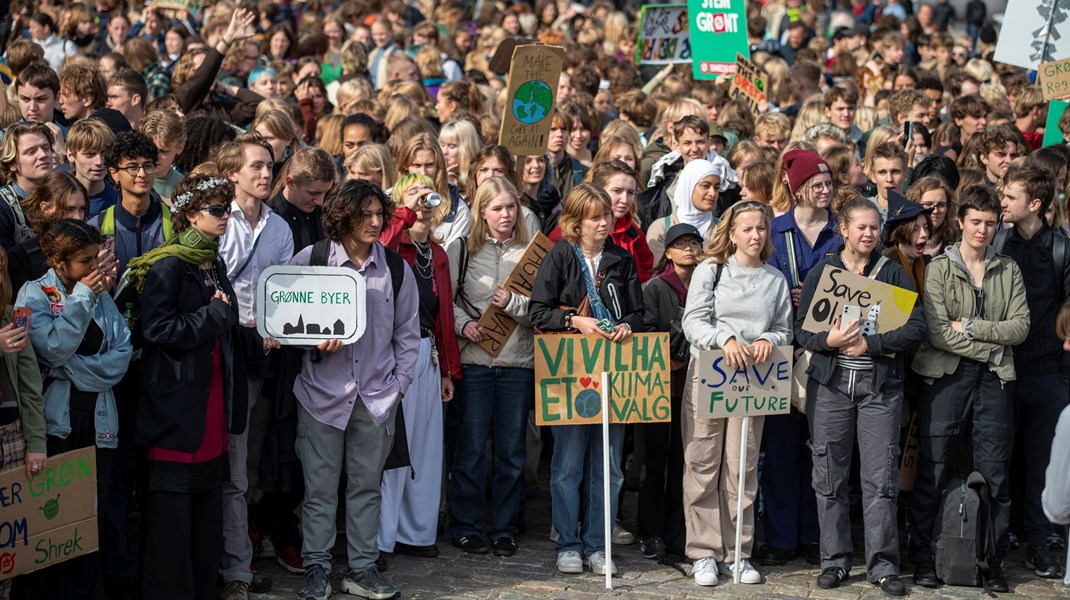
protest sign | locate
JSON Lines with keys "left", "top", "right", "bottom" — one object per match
{"left": 694, "top": 346, "right": 793, "bottom": 419}
{"left": 534, "top": 333, "right": 671, "bottom": 425}
{"left": 1039, "top": 57, "right": 1070, "bottom": 101}
{"left": 498, "top": 45, "right": 565, "bottom": 156}
{"left": 0, "top": 447, "right": 98, "bottom": 580}
{"left": 995, "top": 0, "right": 1070, "bottom": 71}
{"left": 256, "top": 266, "right": 367, "bottom": 345}
{"left": 636, "top": 4, "right": 691, "bottom": 65}
{"left": 687, "top": 0, "right": 749, "bottom": 79}
{"left": 728, "top": 53, "right": 767, "bottom": 114}
{"left": 153, "top": 0, "right": 201, "bottom": 12}
{"left": 801, "top": 267, "right": 918, "bottom": 335}
{"left": 475, "top": 233, "right": 554, "bottom": 357}
{"left": 1045, "top": 99, "right": 1069, "bottom": 146}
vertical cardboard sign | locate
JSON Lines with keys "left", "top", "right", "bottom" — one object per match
{"left": 0, "top": 447, "right": 98, "bottom": 580}
{"left": 801, "top": 267, "right": 918, "bottom": 335}
{"left": 498, "top": 45, "right": 565, "bottom": 156}
{"left": 687, "top": 0, "right": 749, "bottom": 79}
{"left": 475, "top": 232, "right": 554, "bottom": 357}
{"left": 728, "top": 53, "right": 767, "bottom": 115}
{"left": 694, "top": 346, "right": 793, "bottom": 418}
{"left": 534, "top": 333, "right": 671, "bottom": 425}
{"left": 636, "top": 4, "right": 691, "bottom": 65}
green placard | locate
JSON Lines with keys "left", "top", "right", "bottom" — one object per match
{"left": 688, "top": 0, "right": 749, "bottom": 79}
{"left": 1044, "top": 100, "right": 1068, "bottom": 147}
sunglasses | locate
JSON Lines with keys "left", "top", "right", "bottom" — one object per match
{"left": 200, "top": 204, "right": 229, "bottom": 218}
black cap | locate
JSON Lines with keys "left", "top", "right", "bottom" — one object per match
{"left": 664, "top": 223, "right": 703, "bottom": 249}
{"left": 885, "top": 189, "right": 933, "bottom": 228}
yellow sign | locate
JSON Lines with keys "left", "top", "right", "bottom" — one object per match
{"left": 498, "top": 45, "right": 565, "bottom": 156}
{"left": 801, "top": 267, "right": 918, "bottom": 335}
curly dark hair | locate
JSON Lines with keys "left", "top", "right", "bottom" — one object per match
{"left": 171, "top": 174, "right": 235, "bottom": 233}
{"left": 105, "top": 130, "right": 159, "bottom": 171}
{"left": 322, "top": 179, "right": 393, "bottom": 242}
{"left": 40, "top": 219, "right": 103, "bottom": 269}
{"left": 176, "top": 116, "right": 238, "bottom": 175}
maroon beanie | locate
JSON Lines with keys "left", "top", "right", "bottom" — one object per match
{"left": 784, "top": 149, "right": 831, "bottom": 194}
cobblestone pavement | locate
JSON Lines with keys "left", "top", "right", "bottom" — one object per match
{"left": 247, "top": 486, "right": 1070, "bottom": 599}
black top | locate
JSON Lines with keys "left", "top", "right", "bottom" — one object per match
{"left": 1001, "top": 224, "right": 1062, "bottom": 376}
{"left": 69, "top": 320, "right": 105, "bottom": 413}
{"left": 269, "top": 191, "right": 324, "bottom": 254}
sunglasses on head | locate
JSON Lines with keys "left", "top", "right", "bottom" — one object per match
{"left": 200, "top": 204, "right": 229, "bottom": 218}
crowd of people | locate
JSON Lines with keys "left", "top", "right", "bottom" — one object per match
{"left": 0, "top": 0, "right": 1067, "bottom": 599}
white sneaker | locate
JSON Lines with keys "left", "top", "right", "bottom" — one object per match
{"left": 584, "top": 551, "right": 617, "bottom": 575}
{"left": 692, "top": 556, "right": 719, "bottom": 586}
{"left": 556, "top": 551, "right": 583, "bottom": 574}
{"left": 720, "top": 559, "right": 762, "bottom": 584}
{"left": 611, "top": 523, "right": 636, "bottom": 545}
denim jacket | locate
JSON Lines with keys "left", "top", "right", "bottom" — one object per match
{"left": 16, "top": 269, "right": 132, "bottom": 448}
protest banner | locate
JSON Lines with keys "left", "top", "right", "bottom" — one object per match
{"left": 728, "top": 52, "right": 767, "bottom": 115}
{"left": 995, "top": 0, "right": 1070, "bottom": 71}
{"left": 1039, "top": 57, "right": 1070, "bottom": 101}
{"left": 636, "top": 4, "right": 691, "bottom": 65}
{"left": 498, "top": 45, "right": 565, "bottom": 156}
{"left": 694, "top": 346, "right": 793, "bottom": 419}
{"left": 534, "top": 333, "right": 671, "bottom": 425}
{"left": 0, "top": 447, "right": 98, "bottom": 580}
{"left": 801, "top": 267, "right": 918, "bottom": 335}
{"left": 475, "top": 233, "right": 554, "bottom": 357}
{"left": 687, "top": 0, "right": 749, "bottom": 79}
{"left": 153, "top": 0, "right": 201, "bottom": 12}
{"left": 256, "top": 266, "right": 367, "bottom": 345}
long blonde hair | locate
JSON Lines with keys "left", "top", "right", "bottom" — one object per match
{"left": 704, "top": 200, "right": 774, "bottom": 264}
{"left": 467, "top": 177, "right": 529, "bottom": 255}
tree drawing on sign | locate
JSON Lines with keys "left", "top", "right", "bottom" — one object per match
{"left": 1032, "top": 0, "right": 1070, "bottom": 65}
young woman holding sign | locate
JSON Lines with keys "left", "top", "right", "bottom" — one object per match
{"left": 445, "top": 177, "right": 532, "bottom": 557}
{"left": 680, "top": 200, "right": 792, "bottom": 587}
{"left": 530, "top": 183, "right": 644, "bottom": 577}
{"left": 793, "top": 196, "right": 927, "bottom": 597}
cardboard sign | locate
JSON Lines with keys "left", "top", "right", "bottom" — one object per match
{"left": 498, "top": 45, "right": 565, "bottom": 156}
{"left": 728, "top": 53, "right": 767, "bottom": 114}
{"left": 694, "top": 346, "right": 792, "bottom": 419}
{"left": 256, "top": 266, "right": 367, "bottom": 345}
{"left": 688, "top": 0, "right": 749, "bottom": 79}
{"left": 475, "top": 233, "right": 554, "bottom": 357}
{"left": 0, "top": 447, "right": 98, "bottom": 580}
{"left": 1045, "top": 99, "right": 1069, "bottom": 146}
{"left": 535, "top": 333, "right": 671, "bottom": 425}
{"left": 1039, "top": 58, "right": 1070, "bottom": 101}
{"left": 801, "top": 267, "right": 918, "bottom": 335}
{"left": 636, "top": 4, "right": 691, "bottom": 65}
{"left": 995, "top": 0, "right": 1070, "bottom": 71}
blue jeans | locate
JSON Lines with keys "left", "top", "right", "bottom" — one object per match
{"left": 551, "top": 422, "right": 625, "bottom": 555}
{"left": 448, "top": 365, "right": 533, "bottom": 542}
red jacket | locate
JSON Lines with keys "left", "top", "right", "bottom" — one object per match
{"left": 548, "top": 212, "right": 654, "bottom": 282}
{"left": 380, "top": 207, "right": 463, "bottom": 381}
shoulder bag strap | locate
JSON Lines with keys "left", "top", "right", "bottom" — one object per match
{"left": 228, "top": 229, "right": 265, "bottom": 284}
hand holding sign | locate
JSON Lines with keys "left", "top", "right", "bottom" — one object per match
{"left": 826, "top": 316, "right": 859, "bottom": 348}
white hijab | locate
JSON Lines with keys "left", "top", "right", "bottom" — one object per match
{"left": 672, "top": 159, "right": 723, "bottom": 238}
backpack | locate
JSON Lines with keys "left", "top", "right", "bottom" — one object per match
{"left": 309, "top": 239, "right": 415, "bottom": 476}
{"left": 933, "top": 471, "right": 998, "bottom": 590}
{"left": 0, "top": 185, "right": 33, "bottom": 246}
{"left": 99, "top": 203, "right": 175, "bottom": 241}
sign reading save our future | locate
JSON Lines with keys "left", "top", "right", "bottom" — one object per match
{"left": 534, "top": 333, "right": 671, "bottom": 425}
{"left": 801, "top": 267, "right": 918, "bottom": 335}
{"left": 695, "top": 346, "right": 793, "bottom": 419}
{"left": 256, "top": 266, "right": 367, "bottom": 345}
{"left": 0, "top": 447, "right": 98, "bottom": 580}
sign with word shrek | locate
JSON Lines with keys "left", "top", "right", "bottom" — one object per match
{"left": 728, "top": 53, "right": 766, "bottom": 115}
{"left": 498, "top": 44, "right": 564, "bottom": 156}
{"left": 688, "top": 0, "right": 749, "bottom": 79}
{"left": 535, "top": 333, "right": 670, "bottom": 425}
{"left": 695, "top": 346, "right": 792, "bottom": 418}
{"left": 801, "top": 267, "right": 918, "bottom": 335}
{"left": 476, "top": 232, "right": 554, "bottom": 357}
{"left": 256, "top": 266, "right": 367, "bottom": 345}
{"left": 0, "top": 447, "right": 98, "bottom": 580}
{"left": 636, "top": 4, "right": 691, "bottom": 65}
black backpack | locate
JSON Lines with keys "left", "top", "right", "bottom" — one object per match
{"left": 309, "top": 239, "right": 415, "bottom": 477}
{"left": 933, "top": 471, "right": 997, "bottom": 590}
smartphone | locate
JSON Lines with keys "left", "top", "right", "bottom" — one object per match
{"left": 840, "top": 305, "right": 861, "bottom": 329}
{"left": 13, "top": 307, "right": 30, "bottom": 330}
{"left": 903, "top": 120, "right": 912, "bottom": 141}
{"left": 102, "top": 235, "right": 115, "bottom": 255}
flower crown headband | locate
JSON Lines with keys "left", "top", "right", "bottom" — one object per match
{"left": 172, "top": 177, "right": 230, "bottom": 210}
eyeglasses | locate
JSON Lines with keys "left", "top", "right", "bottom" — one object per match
{"left": 921, "top": 202, "right": 948, "bottom": 211}
{"left": 117, "top": 162, "right": 156, "bottom": 176}
{"left": 810, "top": 180, "right": 835, "bottom": 193}
{"left": 200, "top": 204, "right": 229, "bottom": 218}
{"left": 669, "top": 238, "right": 703, "bottom": 249}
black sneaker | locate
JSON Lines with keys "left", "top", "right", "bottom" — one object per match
{"left": 988, "top": 559, "right": 1009, "bottom": 593}
{"left": 817, "top": 567, "right": 848, "bottom": 589}
{"left": 912, "top": 559, "right": 940, "bottom": 588}
{"left": 491, "top": 537, "right": 518, "bottom": 557}
{"left": 1048, "top": 531, "right": 1066, "bottom": 550}
{"left": 297, "top": 565, "right": 332, "bottom": 600}
{"left": 801, "top": 543, "right": 821, "bottom": 566}
{"left": 392, "top": 542, "right": 439, "bottom": 558}
{"left": 879, "top": 575, "right": 907, "bottom": 596}
{"left": 1027, "top": 545, "right": 1062, "bottom": 578}
{"left": 758, "top": 546, "right": 794, "bottom": 566}
{"left": 641, "top": 536, "right": 667, "bottom": 560}
{"left": 453, "top": 533, "right": 490, "bottom": 554}
{"left": 340, "top": 567, "right": 399, "bottom": 600}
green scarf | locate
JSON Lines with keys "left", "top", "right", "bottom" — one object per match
{"left": 125, "top": 227, "right": 220, "bottom": 293}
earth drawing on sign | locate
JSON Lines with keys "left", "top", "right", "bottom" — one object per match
{"left": 574, "top": 388, "right": 601, "bottom": 419}
{"left": 512, "top": 80, "right": 553, "bottom": 124}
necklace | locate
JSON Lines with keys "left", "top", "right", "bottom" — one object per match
{"left": 581, "top": 243, "right": 604, "bottom": 258}
{"left": 200, "top": 262, "right": 221, "bottom": 290}
{"left": 413, "top": 240, "right": 434, "bottom": 279}
{"left": 841, "top": 252, "right": 868, "bottom": 274}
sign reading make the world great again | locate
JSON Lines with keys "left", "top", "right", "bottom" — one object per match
{"left": 498, "top": 44, "right": 565, "bottom": 156}
{"left": 534, "top": 333, "right": 671, "bottom": 425}
{"left": 0, "top": 446, "right": 98, "bottom": 580}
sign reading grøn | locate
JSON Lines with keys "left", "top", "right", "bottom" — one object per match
{"left": 256, "top": 266, "right": 367, "bottom": 345}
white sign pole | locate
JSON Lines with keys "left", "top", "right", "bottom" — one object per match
{"left": 602, "top": 370, "right": 612, "bottom": 590}
{"left": 734, "top": 415, "right": 749, "bottom": 585}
